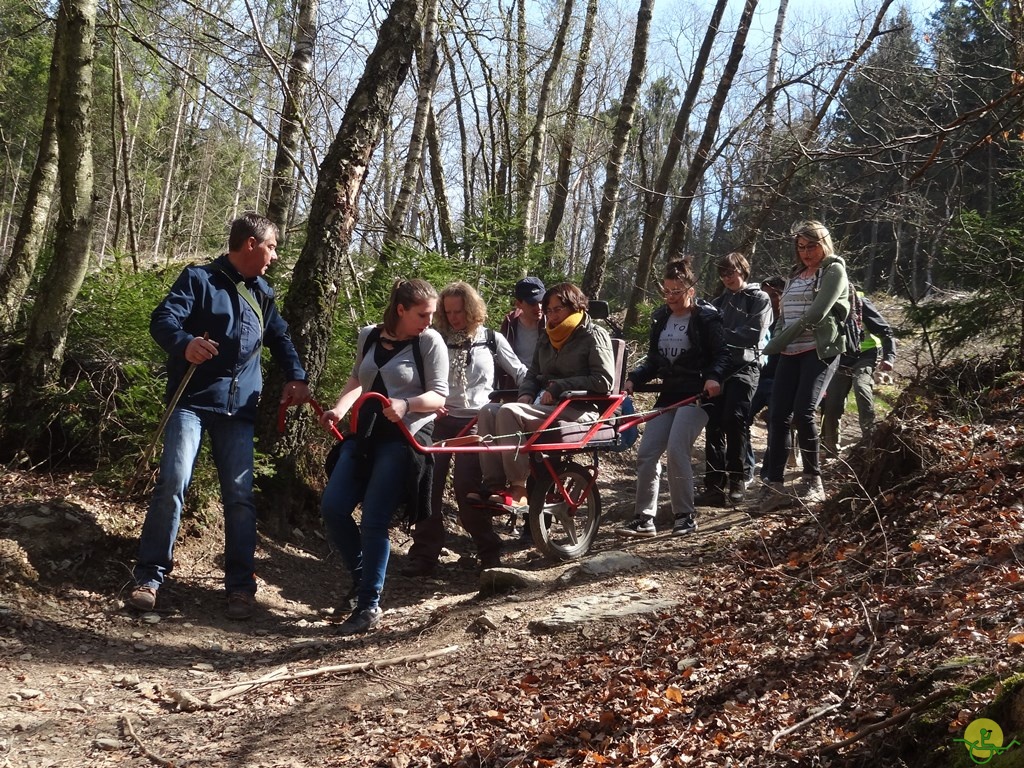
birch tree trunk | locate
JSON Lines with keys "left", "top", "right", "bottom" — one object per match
{"left": 381, "top": 0, "right": 439, "bottom": 262}
{"left": 663, "top": 0, "right": 759, "bottom": 260}
{"left": 623, "top": 0, "right": 729, "bottom": 330}
{"left": 744, "top": 0, "right": 788, "bottom": 261}
{"left": 543, "top": 0, "right": 598, "bottom": 245}
{"left": 0, "top": 10, "right": 62, "bottom": 334}
{"left": 580, "top": 0, "right": 653, "bottom": 299}
{"left": 152, "top": 44, "right": 191, "bottom": 263}
{"left": 518, "top": 0, "right": 575, "bottom": 253}
{"left": 18, "top": 0, "right": 97, "bottom": 389}
{"left": 256, "top": 0, "right": 419, "bottom": 522}
{"left": 267, "top": 0, "right": 318, "bottom": 239}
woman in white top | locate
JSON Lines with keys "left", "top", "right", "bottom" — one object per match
{"left": 403, "top": 282, "right": 527, "bottom": 575}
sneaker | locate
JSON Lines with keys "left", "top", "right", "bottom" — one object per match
{"left": 757, "top": 481, "right": 792, "bottom": 514}
{"left": 672, "top": 515, "right": 698, "bottom": 535}
{"left": 796, "top": 474, "right": 826, "bottom": 504}
{"left": 226, "top": 592, "right": 255, "bottom": 620}
{"left": 338, "top": 606, "right": 383, "bottom": 636}
{"left": 615, "top": 517, "right": 657, "bottom": 538}
{"left": 727, "top": 478, "right": 745, "bottom": 504}
{"left": 128, "top": 585, "right": 157, "bottom": 611}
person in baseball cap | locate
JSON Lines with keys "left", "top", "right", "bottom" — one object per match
{"left": 514, "top": 277, "right": 545, "bottom": 305}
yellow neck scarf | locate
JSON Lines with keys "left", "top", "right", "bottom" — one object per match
{"left": 546, "top": 312, "right": 584, "bottom": 350}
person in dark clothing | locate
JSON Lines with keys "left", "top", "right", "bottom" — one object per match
{"left": 496, "top": 277, "right": 545, "bottom": 390}
{"left": 616, "top": 260, "right": 729, "bottom": 538}
{"left": 128, "top": 212, "right": 310, "bottom": 620}
{"left": 699, "top": 253, "right": 771, "bottom": 505}
{"left": 747, "top": 275, "right": 785, "bottom": 482}
{"left": 819, "top": 291, "right": 896, "bottom": 456}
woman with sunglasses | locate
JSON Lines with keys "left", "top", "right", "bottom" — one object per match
{"left": 473, "top": 282, "right": 616, "bottom": 511}
{"left": 617, "top": 259, "right": 729, "bottom": 537}
{"left": 757, "top": 220, "right": 849, "bottom": 513}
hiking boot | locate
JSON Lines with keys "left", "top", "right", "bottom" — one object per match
{"left": 338, "top": 606, "right": 383, "bottom": 636}
{"left": 757, "top": 481, "right": 793, "bottom": 514}
{"left": 400, "top": 559, "right": 436, "bottom": 578}
{"left": 694, "top": 487, "right": 726, "bottom": 507}
{"left": 796, "top": 474, "right": 826, "bottom": 504}
{"left": 226, "top": 592, "right": 255, "bottom": 620}
{"left": 672, "top": 515, "right": 698, "bottom": 535}
{"left": 615, "top": 517, "right": 657, "bottom": 538}
{"left": 727, "top": 477, "right": 746, "bottom": 505}
{"left": 128, "top": 585, "right": 157, "bottom": 611}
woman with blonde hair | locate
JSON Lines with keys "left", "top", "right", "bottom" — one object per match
{"left": 758, "top": 221, "right": 849, "bottom": 513}
{"left": 403, "top": 281, "right": 526, "bottom": 575}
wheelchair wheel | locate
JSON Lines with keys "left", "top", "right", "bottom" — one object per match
{"left": 527, "top": 461, "right": 601, "bottom": 560}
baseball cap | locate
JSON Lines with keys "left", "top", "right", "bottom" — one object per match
{"left": 514, "top": 277, "right": 545, "bottom": 304}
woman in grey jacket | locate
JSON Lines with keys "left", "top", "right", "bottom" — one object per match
{"left": 759, "top": 221, "right": 849, "bottom": 513}
{"left": 474, "top": 283, "right": 616, "bottom": 510}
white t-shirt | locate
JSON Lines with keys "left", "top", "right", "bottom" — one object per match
{"left": 658, "top": 313, "right": 691, "bottom": 361}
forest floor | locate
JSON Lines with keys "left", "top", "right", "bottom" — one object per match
{"left": 2, "top": 351, "right": 1024, "bottom": 767}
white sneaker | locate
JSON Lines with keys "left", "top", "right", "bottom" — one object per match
{"left": 796, "top": 474, "right": 825, "bottom": 504}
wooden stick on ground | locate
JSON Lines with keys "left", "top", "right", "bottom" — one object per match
{"left": 120, "top": 713, "right": 175, "bottom": 768}
{"left": 204, "top": 645, "right": 460, "bottom": 706}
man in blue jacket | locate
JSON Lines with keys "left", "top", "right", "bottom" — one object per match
{"left": 128, "top": 213, "right": 310, "bottom": 620}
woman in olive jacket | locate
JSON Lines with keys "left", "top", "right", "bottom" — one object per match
{"left": 758, "top": 220, "right": 849, "bottom": 513}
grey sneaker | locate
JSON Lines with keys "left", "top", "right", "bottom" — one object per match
{"left": 128, "top": 585, "right": 157, "bottom": 611}
{"left": 796, "top": 474, "right": 826, "bottom": 504}
{"left": 338, "top": 606, "right": 383, "bottom": 636}
{"left": 672, "top": 515, "right": 698, "bottom": 535}
{"left": 615, "top": 517, "right": 657, "bottom": 538}
{"left": 757, "top": 481, "right": 793, "bottom": 514}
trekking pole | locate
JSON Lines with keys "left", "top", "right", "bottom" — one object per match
{"left": 127, "top": 333, "right": 208, "bottom": 495}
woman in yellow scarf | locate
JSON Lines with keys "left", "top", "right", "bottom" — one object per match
{"left": 472, "top": 282, "right": 616, "bottom": 510}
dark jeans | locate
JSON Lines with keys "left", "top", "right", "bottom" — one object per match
{"left": 407, "top": 414, "right": 503, "bottom": 565}
{"left": 766, "top": 350, "right": 839, "bottom": 482}
{"left": 704, "top": 365, "right": 758, "bottom": 490}
{"left": 747, "top": 363, "right": 775, "bottom": 480}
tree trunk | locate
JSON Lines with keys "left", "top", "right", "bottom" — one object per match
{"left": 426, "top": 104, "right": 456, "bottom": 255}
{"left": 0, "top": 10, "right": 62, "bottom": 334}
{"left": 267, "top": 0, "right": 319, "bottom": 240}
{"left": 256, "top": 0, "right": 419, "bottom": 529}
{"left": 152, "top": 43, "right": 192, "bottom": 263}
{"left": 744, "top": 0, "right": 789, "bottom": 261}
{"left": 18, "top": 0, "right": 97, "bottom": 389}
{"left": 663, "top": 0, "right": 759, "bottom": 259}
{"left": 580, "top": 0, "right": 653, "bottom": 299}
{"left": 381, "top": 0, "right": 439, "bottom": 262}
{"left": 543, "top": 0, "right": 598, "bottom": 246}
{"left": 623, "top": 0, "right": 729, "bottom": 330}
{"left": 519, "top": 0, "right": 576, "bottom": 252}
{"left": 738, "top": 0, "right": 897, "bottom": 253}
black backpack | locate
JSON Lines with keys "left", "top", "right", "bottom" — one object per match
{"left": 839, "top": 285, "right": 865, "bottom": 356}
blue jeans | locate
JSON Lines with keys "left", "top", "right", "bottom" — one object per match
{"left": 766, "top": 351, "right": 838, "bottom": 481}
{"left": 320, "top": 438, "right": 412, "bottom": 611}
{"left": 134, "top": 408, "right": 258, "bottom": 595}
